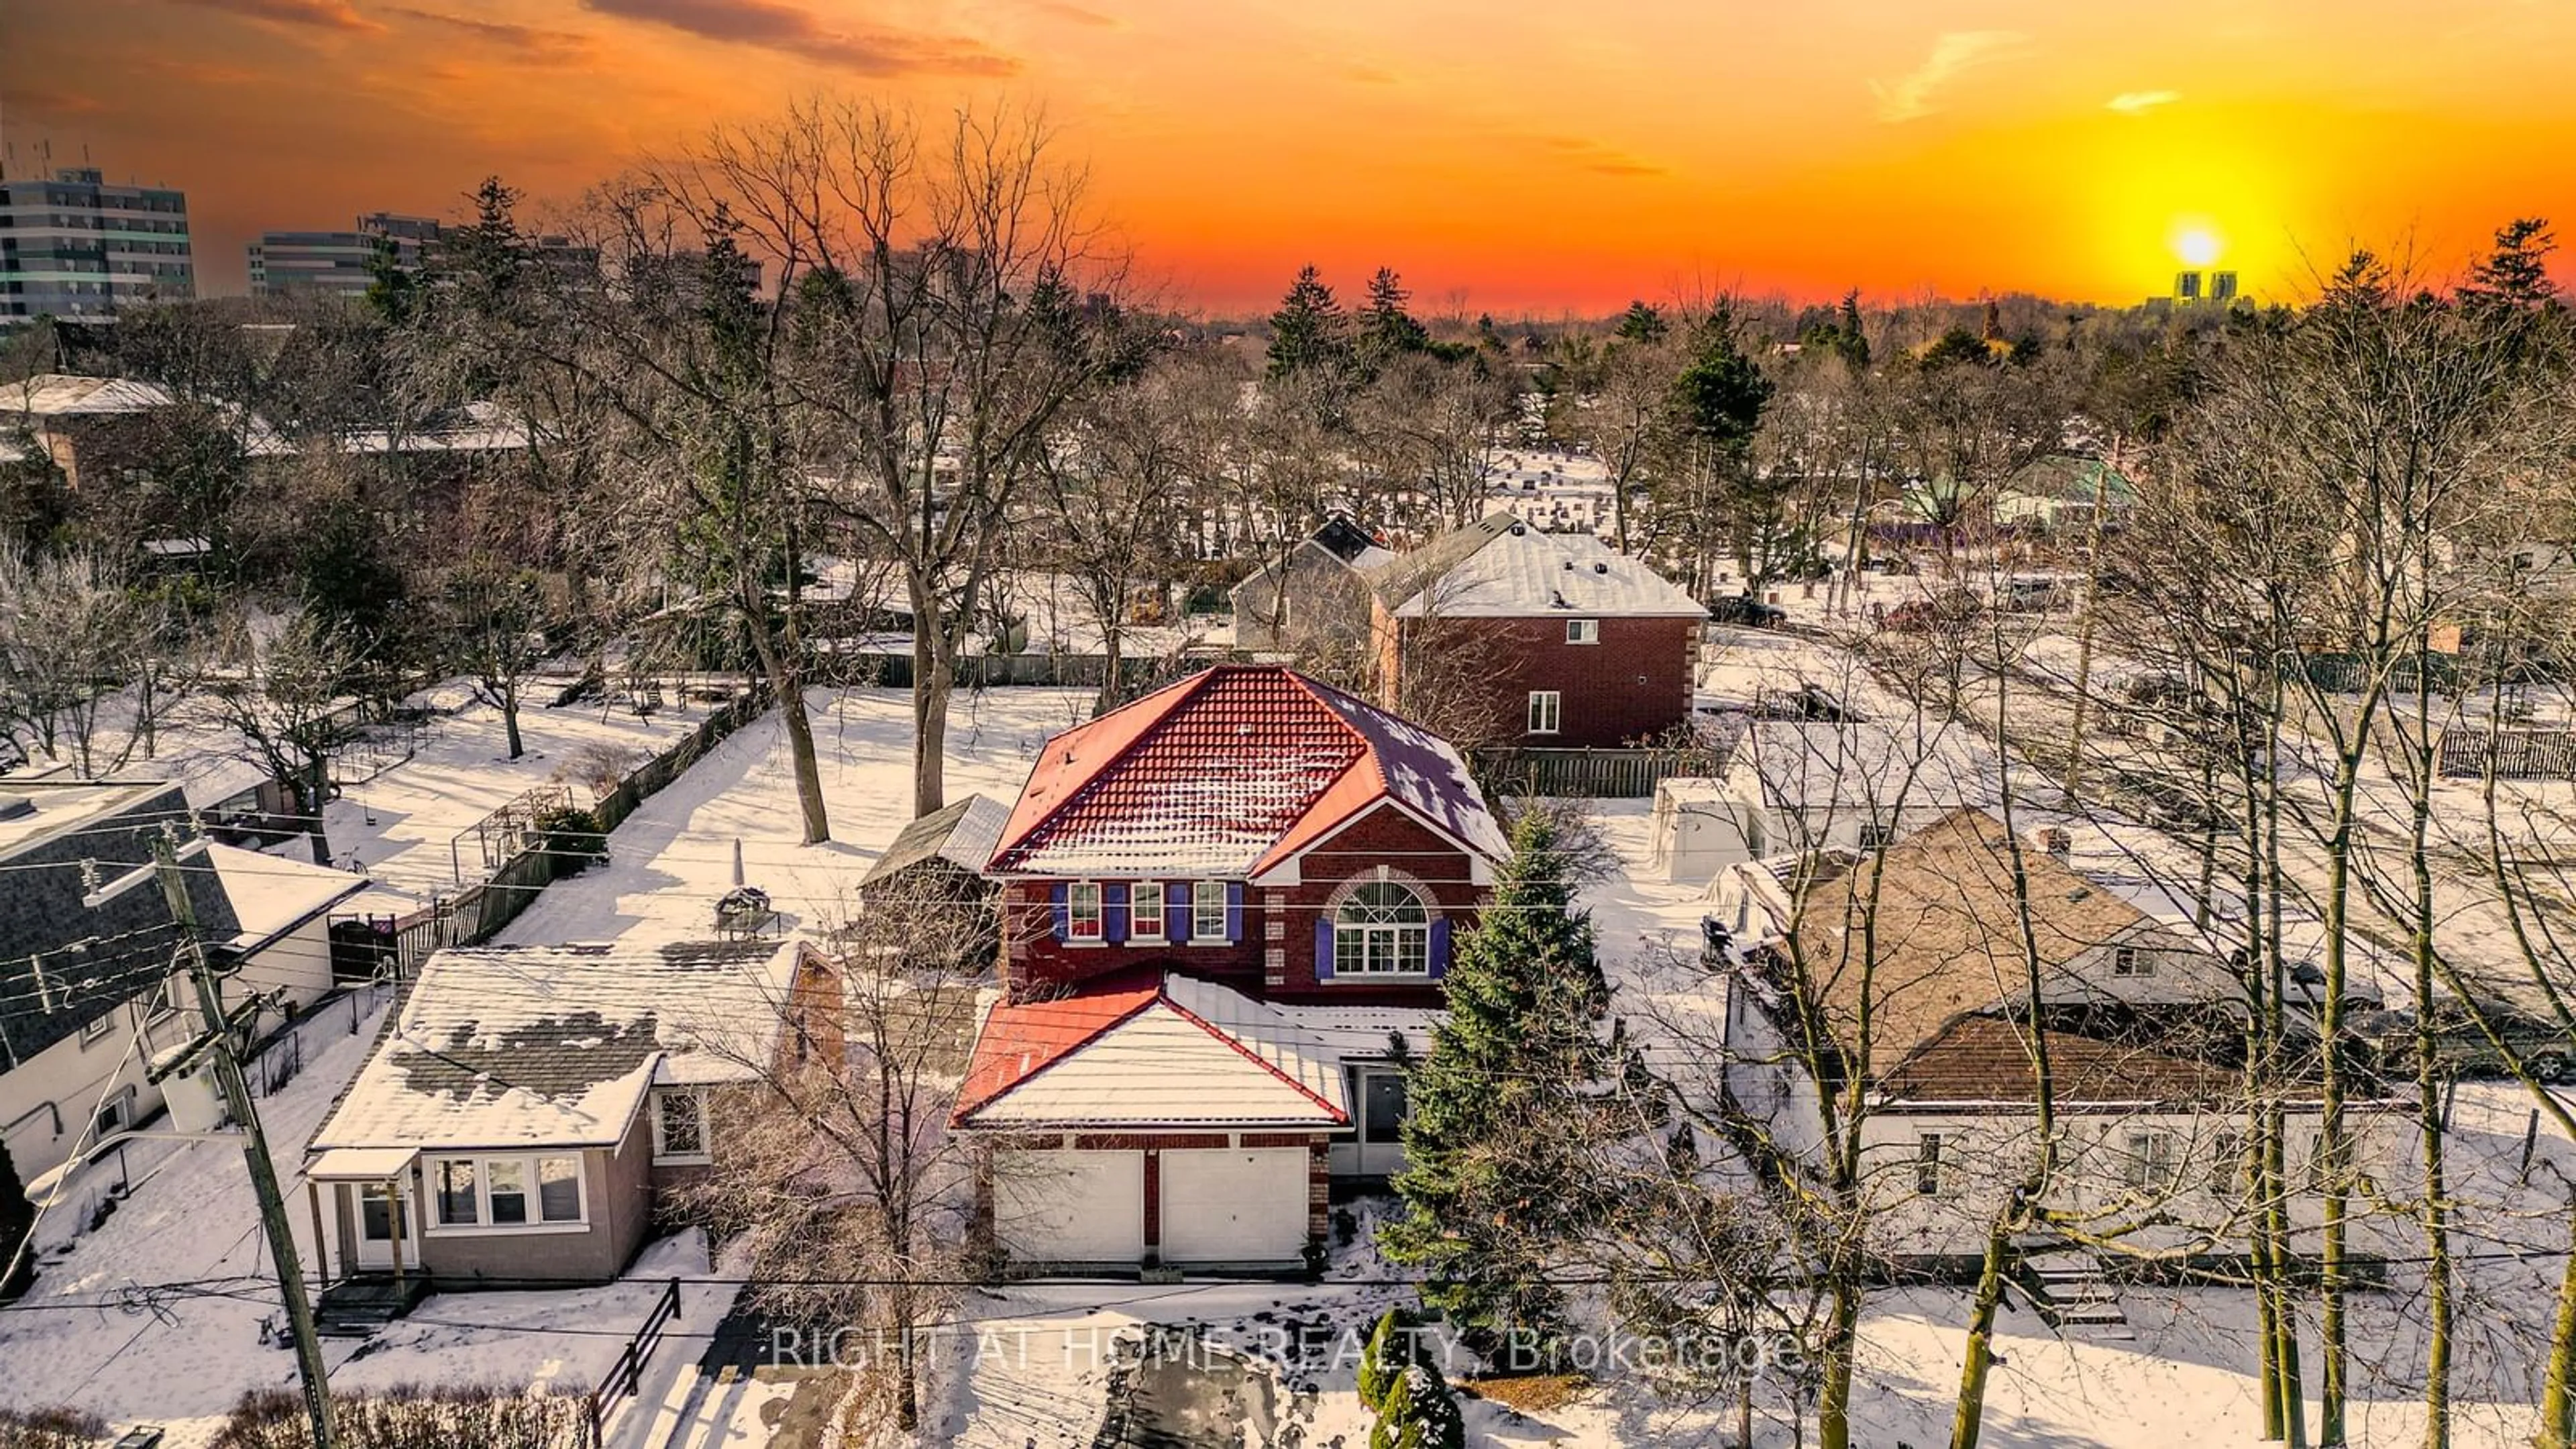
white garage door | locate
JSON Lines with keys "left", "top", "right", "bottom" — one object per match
{"left": 1160, "top": 1148, "right": 1310, "bottom": 1264}
{"left": 993, "top": 1150, "right": 1144, "bottom": 1264}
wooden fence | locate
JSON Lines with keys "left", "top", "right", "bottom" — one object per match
{"left": 1470, "top": 746, "right": 1716, "bottom": 799}
{"left": 586, "top": 1277, "right": 683, "bottom": 1448}
{"left": 352, "top": 684, "right": 773, "bottom": 975}
{"left": 2439, "top": 726, "right": 2576, "bottom": 780}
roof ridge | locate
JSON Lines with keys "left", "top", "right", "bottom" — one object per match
{"left": 987, "top": 669, "right": 1221, "bottom": 868}
{"left": 952, "top": 983, "right": 1163, "bottom": 1120}
{"left": 1157, "top": 981, "right": 1350, "bottom": 1124}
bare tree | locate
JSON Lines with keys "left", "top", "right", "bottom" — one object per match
{"left": 0, "top": 545, "right": 193, "bottom": 775}
{"left": 197, "top": 604, "right": 375, "bottom": 865}
{"left": 1033, "top": 353, "right": 1193, "bottom": 711}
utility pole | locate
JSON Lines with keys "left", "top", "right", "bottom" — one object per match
{"left": 152, "top": 836, "right": 337, "bottom": 1448}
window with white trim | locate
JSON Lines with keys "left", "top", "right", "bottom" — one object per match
{"left": 432, "top": 1153, "right": 586, "bottom": 1228}
{"left": 1192, "top": 881, "right": 1228, "bottom": 941}
{"left": 1334, "top": 882, "right": 1431, "bottom": 976}
{"left": 1527, "top": 690, "right": 1562, "bottom": 735}
{"left": 1067, "top": 883, "right": 1105, "bottom": 942}
{"left": 1566, "top": 619, "right": 1600, "bottom": 645}
{"left": 653, "top": 1089, "right": 710, "bottom": 1163}
{"left": 1915, "top": 1133, "right": 1943, "bottom": 1195}
{"left": 77, "top": 1012, "right": 117, "bottom": 1046}
{"left": 1130, "top": 881, "right": 1165, "bottom": 941}
{"left": 2112, "top": 945, "right": 2153, "bottom": 977}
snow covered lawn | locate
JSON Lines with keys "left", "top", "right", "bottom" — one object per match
{"left": 491, "top": 686, "right": 1095, "bottom": 949}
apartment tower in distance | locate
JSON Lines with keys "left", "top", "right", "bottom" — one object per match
{"left": 0, "top": 165, "right": 196, "bottom": 325}
{"left": 249, "top": 212, "right": 445, "bottom": 296}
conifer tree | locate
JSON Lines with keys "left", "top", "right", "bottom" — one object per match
{"left": 2459, "top": 217, "right": 2558, "bottom": 311}
{"left": 1267, "top": 264, "right": 1354, "bottom": 382}
{"left": 1382, "top": 810, "right": 1611, "bottom": 1348}
{"left": 1360, "top": 266, "right": 1432, "bottom": 369}
{"left": 1614, "top": 299, "right": 1668, "bottom": 343}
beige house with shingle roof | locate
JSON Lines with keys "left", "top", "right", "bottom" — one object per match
{"left": 1713, "top": 809, "right": 2405, "bottom": 1269}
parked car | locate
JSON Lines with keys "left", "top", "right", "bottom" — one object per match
{"left": 1884, "top": 591, "right": 1982, "bottom": 634}
{"left": 1997, "top": 577, "right": 2065, "bottom": 613}
{"left": 1708, "top": 594, "right": 1788, "bottom": 629}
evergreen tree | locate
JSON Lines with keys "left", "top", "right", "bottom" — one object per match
{"left": 1372, "top": 1364, "right": 1468, "bottom": 1449}
{"left": 1672, "top": 305, "right": 1774, "bottom": 448}
{"left": 2459, "top": 217, "right": 2558, "bottom": 310}
{"left": 1382, "top": 810, "right": 1612, "bottom": 1346}
{"left": 1360, "top": 266, "right": 1432, "bottom": 368}
{"left": 1614, "top": 299, "right": 1668, "bottom": 343}
{"left": 0, "top": 1137, "right": 34, "bottom": 1301}
{"left": 1267, "top": 265, "right": 1354, "bottom": 382}
{"left": 1834, "top": 288, "right": 1871, "bottom": 366}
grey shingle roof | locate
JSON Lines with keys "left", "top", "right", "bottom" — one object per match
{"left": 0, "top": 781, "right": 240, "bottom": 1071}
{"left": 861, "top": 795, "right": 1008, "bottom": 888}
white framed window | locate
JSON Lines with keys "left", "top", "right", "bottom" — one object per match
{"left": 2123, "top": 1129, "right": 2178, "bottom": 1192}
{"left": 1193, "top": 881, "right": 1229, "bottom": 941}
{"left": 1130, "top": 881, "right": 1165, "bottom": 941}
{"left": 2210, "top": 1129, "right": 2241, "bottom": 1195}
{"left": 653, "top": 1089, "right": 710, "bottom": 1163}
{"left": 1333, "top": 882, "right": 1432, "bottom": 976}
{"left": 1566, "top": 619, "right": 1600, "bottom": 645}
{"left": 78, "top": 1012, "right": 117, "bottom": 1046}
{"left": 1915, "top": 1133, "right": 1943, "bottom": 1195}
{"left": 1527, "top": 691, "right": 1562, "bottom": 735}
{"left": 2112, "top": 945, "right": 2153, "bottom": 977}
{"left": 431, "top": 1153, "right": 586, "bottom": 1230}
{"left": 1067, "top": 883, "right": 1105, "bottom": 942}
{"left": 147, "top": 975, "right": 185, "bottom": 1024}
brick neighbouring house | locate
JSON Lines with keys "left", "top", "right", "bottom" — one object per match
{"left": 952, "top": 663, "right": 1508, "bottom": 1274}
{"left": 1234, "top": 511, "right": 1709, "bottom": 749}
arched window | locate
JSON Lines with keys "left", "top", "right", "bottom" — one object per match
{"left": 1334, "top": 881, "right": 1431, "bottom": 976}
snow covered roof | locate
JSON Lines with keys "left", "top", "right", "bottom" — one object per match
{"left": 1739, "top": 717, "right": 1998, "bottom": 820}
{"left": 863, "top": 794, "right": 1009, "bottom": 888}
{"left": 308, "top": 939, "right": 802, "bottom": 1154}
{"left": 953, "top": 969, "right": 1440, "bottom": 1129}
{"left": 203, "top": 843, "right": 366, "bottom": 954}
{"left": 987, "top": 664, "right": 1505, "bottom": 878}
{"left": 1367, "top": 511, "right": 1707, "bottom": 619}
{"left": 0, "top": 374, "right": 180, "bottom": 417}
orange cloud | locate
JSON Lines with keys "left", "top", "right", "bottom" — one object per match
{"left": 577, "top": 0, "right": 1018, "bottom": 75}
{"left": 168, "top": 0, "right": 381, "bottom": 32}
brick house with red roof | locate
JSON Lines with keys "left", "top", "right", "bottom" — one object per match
{"left": 954, "top": 663, "right": 1507, "bottom": 1273}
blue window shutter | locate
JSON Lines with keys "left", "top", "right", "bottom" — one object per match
{"left": 1050, "top": 883, "right": 1070, "bottom": 941}
{"left": 1168, "top": 882, "right": 1191, "bottom": 943}
{"left": 1315, "top": 918, "right": 1335, "bottom": 981}
{"left": 1429, "top": 918, "right": 1453, "bottom": 979}
{"left": 1104, "top": 883, "right": 1129, "bottom": 943}
{"left": 1225, "top": 883, "right": 1244, "bottom": 942}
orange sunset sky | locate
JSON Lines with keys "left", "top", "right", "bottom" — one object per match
{"left": 4, "top": 0, "right": 2573, "bottom": 312}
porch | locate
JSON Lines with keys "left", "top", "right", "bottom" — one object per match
{"left": 305, "top": 1146, "right": 426, "bottom": 1331}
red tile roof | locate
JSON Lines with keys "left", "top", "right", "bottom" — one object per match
{"left": 986, "top": 664, "right": 1505, "bottom": 877}
{"left": 953, "top": 969, "right": 1163, "bottom": 1120}
{"left": 951, "top": 969, "right": 1352, "bottom": 1126}
{"left": 1880, "top": 1012, "right": 2245, "bottom": 1106}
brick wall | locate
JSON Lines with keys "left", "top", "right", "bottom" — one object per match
{"left": 1000, "top": 806, "right": 1483, "bottom": 1007}
{"left": 1401, "top": 613, "right": 1697, "bottom": 749}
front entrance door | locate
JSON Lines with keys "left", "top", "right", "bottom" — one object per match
{"left": 1356, "top": 1068, "right": 1408, "bottom": 1177}
{"left": 352, "top": 1182, "right": 418, "bottom": 1273}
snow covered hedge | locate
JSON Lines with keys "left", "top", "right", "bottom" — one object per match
{"left": 212, "top": 1385, "right": 592, "bottom": 1448}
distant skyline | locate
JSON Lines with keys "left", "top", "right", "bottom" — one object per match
{"left": 5, "top": 0, "right": 2574, "bottom": 313}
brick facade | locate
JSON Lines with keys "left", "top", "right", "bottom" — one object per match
{"left": 999, "top": 804, "right": 1481, "bottom": 1009}
{"left": 1408, "top": 613, "right": 1699, "bottom": 749}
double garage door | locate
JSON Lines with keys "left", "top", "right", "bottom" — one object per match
{"left": 994, "top": 1148, "right": 1308, "bottom": 1267}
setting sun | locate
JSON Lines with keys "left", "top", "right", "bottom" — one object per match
{"left": 2176, "top": 227, "right": 2223, "bottom": 268}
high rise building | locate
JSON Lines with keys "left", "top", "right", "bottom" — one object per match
{"left": 248, "top": 212, "right": 445, "bottom": 296}
{"left": 0, "top": 166, "right": 195, "bottom": 325}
